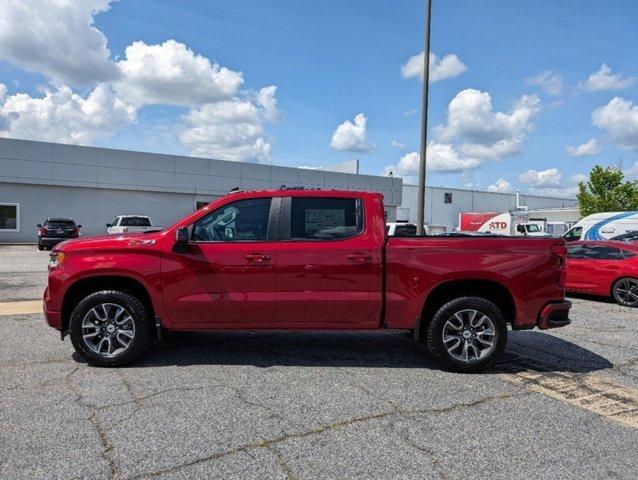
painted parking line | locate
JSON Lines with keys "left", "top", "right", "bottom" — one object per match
{"left": 0, "top": 300, "right": 42, "bottom": 316}
{"left": 498, "top": 356, "right": 638, "bottom": 429}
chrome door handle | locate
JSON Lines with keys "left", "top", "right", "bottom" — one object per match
{"left": 347, "top": 252, "right": 373, "bottom": 262}
{"left": 245, "top": 253, "right": 270, "bottom": 263}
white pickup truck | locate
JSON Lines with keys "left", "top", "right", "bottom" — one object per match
{"left": 106, "top": 215, "right": 159, "bottom": 235}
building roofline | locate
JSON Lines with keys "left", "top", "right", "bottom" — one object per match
{"left": 402, "top": 182, "right": 576, "bottom": 201}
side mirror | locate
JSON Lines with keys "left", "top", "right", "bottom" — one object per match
{"left": 106, "top": 223, "right": 112, "bottom": 228}
{"left": 173, "top": 227, "right": 189, "bottom": 253}
{"left": 77, "top": 225, "right": 82, "bottom": 228}
{"left": 37, "top": 224, "right": 42, "bottom": 228}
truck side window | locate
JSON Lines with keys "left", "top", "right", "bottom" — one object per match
{"left": 192, "top": 198, "right": 271, "bottom": 242}
{"left": 290, "top": 197, "right": 362, "bottom": 240}
{"left": 395, "top": 225, "right": 417, "bottom": 236}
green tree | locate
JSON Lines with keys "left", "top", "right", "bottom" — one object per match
{"left": 577, "top": 165, "right": 638, "bottom": 216}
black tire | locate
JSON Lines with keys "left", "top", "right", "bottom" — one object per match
{"left": 69, "top": 290, "right": 151, "bottom": 367}
{"left": 37, "top": 244, "right": 44, "bottom": 251}
{"left": 426, "top": 296, "right": 508, "bottom": 373}
{"left": 612, "top": 277, "right": 638, "bottom": 308}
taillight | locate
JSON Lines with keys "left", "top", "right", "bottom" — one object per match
{"left": 38, "top": 228, "right": 46, "bottom": 236}
{"left": 551, "top": 242, "right": 567, "bottom": 288}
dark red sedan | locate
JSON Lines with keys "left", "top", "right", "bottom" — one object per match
{"left": 566, "top": 241, "right": 638, "bottom": 307}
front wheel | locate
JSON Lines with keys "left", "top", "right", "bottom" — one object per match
{"left": 426, "top": 296, "right": 508, "bottom": 373}
{"left": 69, "top": 290, "right": 151, "bottom": 367}
{"left": 612, "top": 278, "right": 638, "bottom": 307}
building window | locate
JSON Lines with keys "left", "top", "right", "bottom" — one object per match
{"left": 0, "top": 203, "right": 20, "bottom": 231}
{"left": 444, "top": 192, "right": 453, "bottom": 204}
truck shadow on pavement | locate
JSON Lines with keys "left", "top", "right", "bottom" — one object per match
{"left": 96, "top": 329, "right": 612, "bottom": 374}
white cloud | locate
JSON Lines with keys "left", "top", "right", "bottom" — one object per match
{"left": 518, "top": 168, "right": 562, "bottom": 187}
{"left": 115, "top": 40, "right": 244, "bottom": 107}
{"left": 0, "top": 0, "right": 118, "bottom": 85}
{"left": 526, "top": 70, "right": 563, "bottom": 95}
{"left": 0, "top": 7, "right": 280, "bottom": 162}
{"left": 571, "top": 173, "right": 588, "bottom": 184}
{"left": 592, "top": 97, "right": 638, "bottom": 150}
{"left": 390, "top": 139, "right": 406, "bottom": 149}
{"left": 435, "top": 89, "right": 540, "bottom": 159}
{"left": 330, "top": 113, "right": 374, "bottom": 152}
{"left": 0, "top": 84, "right": 9, "bottom": 131}
{"left": 625, "top": 161, "right": 638, "bottom": 179}
{"left": 178, "top": 86, "right": 278, "bottom": 162}
{"left": 582, "top": 64, "right": 636, "bottom": 91}
{"left": 566, "top": 138, "right": 601, "bottom": 157}
{"left": 0, "top": 83, "right": 135, "bottom": 144}
{"left": 256, "top": 85, "right": 280, "bottom": 122}
{"left": 403, "top": 108, "right": 417, "bottom": 116}
{"left": 521, "top": 172, "right": 585, "bottom": 198}
{"left": 383, "top": 143, "right": 482, "bottom": 178}
{"left": 401, "top": 52, "right": 467, "bottom": 83}
{"left": 487, "top": 178, "right": 514, "bottom": 193}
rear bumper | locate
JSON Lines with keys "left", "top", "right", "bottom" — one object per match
{"left": 537, "top": 300, "right": 572, "bottom": 330}
{"left": 39, "top": 237, "right": 74, "bottom": 247}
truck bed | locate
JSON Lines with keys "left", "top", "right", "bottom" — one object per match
{"left": 384, "top": 235, "right": 566, "bottom": 330}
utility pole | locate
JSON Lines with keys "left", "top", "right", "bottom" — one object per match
{"left": 416, "top": 0, "right": 432, "bottom": 235}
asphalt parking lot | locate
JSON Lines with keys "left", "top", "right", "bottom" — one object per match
{"left": 0, "top": 245, "right": 636, "bottom": 480}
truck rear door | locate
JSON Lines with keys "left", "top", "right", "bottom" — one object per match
{"left": 275, "top": 195, "right": 383, "bottom": 328}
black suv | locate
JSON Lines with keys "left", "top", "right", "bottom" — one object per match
{"left": 37, "top": 218, "right": 81, "bottom": 250}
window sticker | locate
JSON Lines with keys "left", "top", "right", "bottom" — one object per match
{"left": 304, "top": 209, "right": 345, "bottom": 234}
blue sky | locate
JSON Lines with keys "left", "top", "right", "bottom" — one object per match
{"left": 0, "top": 0, "right": 637, "bottom": 196}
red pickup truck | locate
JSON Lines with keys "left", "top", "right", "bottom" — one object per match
{"left": 43, "top": 189, "right": 571, "bottom": 372}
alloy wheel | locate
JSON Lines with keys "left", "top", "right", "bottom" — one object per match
{"left": 81, "top": 303, "right": 136, "bottom": 357}
{"left": 614, "top": 278, "right": 638, "bottom": 307}
{"left": 442, "top": 309, "right": 496, "bottom": 363}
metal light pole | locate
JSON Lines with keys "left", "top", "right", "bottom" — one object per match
{"left": 416, "top": 0, "right": 432, "bottom": 235}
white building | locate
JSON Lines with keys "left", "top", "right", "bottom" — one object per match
{"left": 400, "top": 184, "right": 577, "bottom": 231}
{"left": 0, "top": 137, "right": 579, "bottom": 243}
{"left": 0, "top": 138, "right": 402, "bottom": 242}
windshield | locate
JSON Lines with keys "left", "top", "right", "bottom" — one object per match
{"left": 120, "top": 217, "right": 151, "bottom": 227}
{"left": 45, "top": 220, "right": 75, "bottom": 228}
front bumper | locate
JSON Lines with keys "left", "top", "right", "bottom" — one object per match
{"left": 43, "top": 287, "right": 62, "bottom": 330}
{"left": 537, "top": 300, "right": 572, "bottom": 329}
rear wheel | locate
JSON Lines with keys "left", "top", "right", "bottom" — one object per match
{"left": 37, "top": 244, "right": 44, "bottom": 251}
{"left": 426, "top": 296, "right": 508, "bottom": 373}
{"left": 612, "top": 278, "right": 638, "bottom": 307}
{"left": 69, "top": 290, "right": 151, "bottom": 367}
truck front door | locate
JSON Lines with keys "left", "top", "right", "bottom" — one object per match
{"left": 161, "top": 197, "right": 279, "bottom": 327}
{"left": 275, "top": 196, "right": 383, "bottom": 328}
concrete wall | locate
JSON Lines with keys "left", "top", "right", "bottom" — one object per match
{"left": 0, "top": 138, "right": 402, "bottom": 242}
{"left": 401, "top": 184, "right": 578, "bottom": 231}
{"left": 0, "top": 183, "right": 202, "bottom": 242}
{"left": 0, "top": 138, "right": 401, "bottom": 204}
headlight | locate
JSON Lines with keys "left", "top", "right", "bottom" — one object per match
{"left": 48, "top": 252, "right": 65, "bottom": 269}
